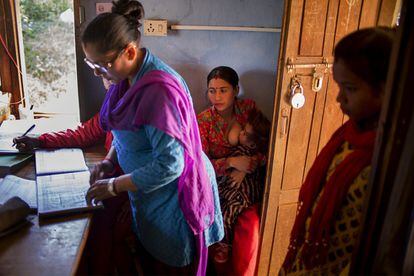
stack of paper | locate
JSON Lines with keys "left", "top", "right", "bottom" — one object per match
{"left": 0, "top": 175, "right": 36, "bottom": 210}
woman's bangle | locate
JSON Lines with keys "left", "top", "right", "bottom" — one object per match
{"left": 113, "top": 177, "right": 118, "bottom": 194}
{"left": 107, "top": 177, "right": 118, "bottom": 196}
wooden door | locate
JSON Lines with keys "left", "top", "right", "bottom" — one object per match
{"left": 258, "top": 0, "right": 398, "bottom": 275}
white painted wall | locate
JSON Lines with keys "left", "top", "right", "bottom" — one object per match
{"left": 77, "top": 0, "right": 283, "bottom": 120}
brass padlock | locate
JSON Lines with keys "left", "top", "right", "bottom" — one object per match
{"left": 312, "top": 71, "right": 323, "bottom": 92}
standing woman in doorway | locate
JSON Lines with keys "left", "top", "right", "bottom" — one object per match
{"left": 281, "top": 27, "right": 395, "bottom": 275}
{"left": 82, "top": 0, "right": 224, "bottom": 275}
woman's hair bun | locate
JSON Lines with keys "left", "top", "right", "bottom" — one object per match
{"left": 112, "top": 0, "right": 145, "bottom": 28}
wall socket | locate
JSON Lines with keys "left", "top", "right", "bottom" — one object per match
{"left": 96, "top": 3, "right": 113, "bottom": 15}
{"left": 143, "top": 20, "right": 168, "bottom": 36}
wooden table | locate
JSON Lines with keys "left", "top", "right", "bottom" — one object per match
{"left": 0, "top": 146, "right": 106, "bottom": 275}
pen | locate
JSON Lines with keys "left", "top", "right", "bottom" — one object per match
{"left": 12, "top": 124, "right": 36, "bottom": 147}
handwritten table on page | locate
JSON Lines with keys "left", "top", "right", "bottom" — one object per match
{"left": 37, "top": 171, "right": 102, "bottom": 217}
{"left": 35, "top": 148, "right": 102, "bottom": 218}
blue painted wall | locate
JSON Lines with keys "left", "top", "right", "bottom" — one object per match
{"left": 77, "top": 0, "right": 283, "bottom": 120}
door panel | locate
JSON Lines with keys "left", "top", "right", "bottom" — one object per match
{"left": 360, "top": 1, "right": 382, "bottom": 27}
{"left": 318, "top": 77, "right": 343, "bottom": 153}
{"left": 323, "top": 0, "right": 340, "bottom": 55}
{"left": 334, "top": 0, "right": 362, "bottom": 46}
{"left": 269, "top": 203, "right": 298, "bottom": 275}
{"left": 299, "top": 0, "right": 330, "bottom": 56}
{"left": 303, "top": 77, "right": 329, "bottom": 177}
{"left": 283, "top": 76, "right": 316, "bottom": 190}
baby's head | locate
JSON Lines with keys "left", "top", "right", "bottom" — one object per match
{"left": 238, "top": 123, "right": 256, "bottom": 147}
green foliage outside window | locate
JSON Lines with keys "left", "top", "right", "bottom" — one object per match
{"left": 19, "top": 0, "right": 76, "bottom": 108}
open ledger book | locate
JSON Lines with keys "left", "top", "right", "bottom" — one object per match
{"left": 35, "top": 148, "right": 103, "bottom": 218}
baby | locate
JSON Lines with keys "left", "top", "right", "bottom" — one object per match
{"left": 215, "top": 109, "right": 270, "bottom": 263}
{"left": 226, "top": 109, "right": 270, "bottom": 185}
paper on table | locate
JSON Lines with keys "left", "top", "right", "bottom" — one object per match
{"left": 37, "top": 170, "right": 102, "bottom": 218}
{"left": 35, "top": 148, "right": 88, "bottom": 176}
{"left": 0, "top": 120, "right": 34, "bottom": 154}
{"left": 0, "top": 175, "right": 37, "bottom": 210}
{"left": 0, "top": 118, "right": 79, "bottom": 136}
{"left": 0, "top": 138, "right": 19, "bottom": 154}
{"left": 0, "top": 118, "right": 80, "bottom": 154}
{"left": 0, "top": 121, "right": 31, "bottom": 153}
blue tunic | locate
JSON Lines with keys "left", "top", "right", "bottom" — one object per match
{"left": 112, "top": 49, "right": 224, "bottom": 267}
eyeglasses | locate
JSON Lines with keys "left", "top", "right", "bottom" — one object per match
{"left": 84, "top": 47, "right": 126, "bottom": 74}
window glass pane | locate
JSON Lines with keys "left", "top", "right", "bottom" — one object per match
{"left": 19, "top": 0, "right": 79, "bottom": 121}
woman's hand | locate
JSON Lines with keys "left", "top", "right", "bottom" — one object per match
{"left": 12, "top": 136, "right": 40, "bottom": 152}
{"left": 229, "top": 170, "right": 246, "bottom": 188}
{"left": 89, "top": 159, "right": 115, "bottom": 185}
{"left": 86, "top": 178, "right": 116, "bottom": 206}
{"left": 227, "top": 155, "right": 253, "bottom": 173}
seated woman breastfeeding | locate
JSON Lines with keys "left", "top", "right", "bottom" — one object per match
{"left": 197, "top": 66, "right": 268, "bottom": 266}
{"left": 215, "top": 108, "right": 270, "bottom": 262}
{"left": 82, "top": 0, "right": 224, "bottom": 275}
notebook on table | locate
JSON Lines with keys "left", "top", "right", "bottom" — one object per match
{"left": 35, "top": 148, "right": 89, "bottom": 175}
{"left": 35, "top": 148, "right": 103, "bottom": 218}
{"left": 0, "top": 154, "right": 33, "bottom": 177}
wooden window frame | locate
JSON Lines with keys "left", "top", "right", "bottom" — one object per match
{"left": 0, "top": 0, "right": 24, "bottom": 119}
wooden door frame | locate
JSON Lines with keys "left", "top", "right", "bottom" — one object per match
{"left": 256, "top": 0, "right": 290, "bottom": 274}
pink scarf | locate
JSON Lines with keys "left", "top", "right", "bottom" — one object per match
{"left": 100, "top": 70, "right": 214, "bottom": 275}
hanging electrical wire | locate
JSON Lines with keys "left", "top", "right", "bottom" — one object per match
{"left": 0, "top": 32, "right": 27, "bottom": 106}
{"left": 0, "top": 33, "right": 23, "bottom": 76}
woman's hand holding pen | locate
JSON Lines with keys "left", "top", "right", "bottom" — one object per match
{"left": 12, "top": 123, "right": 37, "bottom": 152}
{"left": 12, "top": 136, "right": 40, "bottom": 152}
